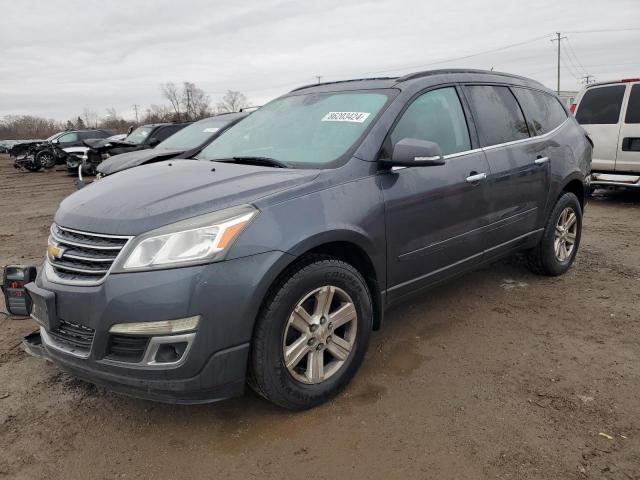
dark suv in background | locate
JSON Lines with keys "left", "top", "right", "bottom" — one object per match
{"left": 25, "top": 69, "right": 591, "bottom": 410}
{"left": 96, "top": 113, "right": 248, "bottom": 177}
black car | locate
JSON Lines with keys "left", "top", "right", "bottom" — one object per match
{"left": 51, "top": 129, "right": 112, "bottom": 149}
{"left": 96, "top": 113, "right": 248, "bottom": 177}
{"left": 25, "top": 69, "right": 591, "bottom": 410}
{"left": 73, "top": 123, "right": 191, "bottom": 176}
{"left": 105, "top": 123, "right": 191, "bottom": 156}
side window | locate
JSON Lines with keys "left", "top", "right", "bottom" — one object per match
{"left": 465, "top": 85, "right": 529, "bottom": 147}
{"left": 155, "top": 126, "right": 181, "bottom": 142}
{"left": 79, "top": 131, "right": 98, "bottom": 140}
{"left": 390, "top": 87, "right": 471, "bottom": 155}
{"left": 57, "top": 132, "right": 78, "bottom": 143}
{"left": 513, "top": 88, "right": 567, "bottom": 135}
{"left": 575, "top": 85, "right": 626, "bottom": 124}
{"left": 625, "top": 84, "right": 640, "bottom": 124}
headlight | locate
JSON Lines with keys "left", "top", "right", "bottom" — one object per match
{"left": 113, "top": 205, "right": 258, "bottom": 272}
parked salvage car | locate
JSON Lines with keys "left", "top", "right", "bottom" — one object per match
{"left": 11, "top": 130, "right": 111, "bottom": 171}
{"left": 96, "top": 113, "right": 248, "bottom": 178}
{"left": 73, "top": 122, "right": 190, "bottom": 176}
{"left": 24, "top": 69, "right": 591, "bottom": 410}
{"left": 572, "top": 78, "right": 640, "bottom": 190}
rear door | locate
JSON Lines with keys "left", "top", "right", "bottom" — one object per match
{"left": 380, "top": 86, "right": 492, "bottom": 300}
{"left": 463, "top": 85, "right": 550, "bottom": 252}
{"left": 616, "top": 82, "right": 640, "bottom": 172}
{"left": 575, "top": 84, "right": 627, "bottom": 172}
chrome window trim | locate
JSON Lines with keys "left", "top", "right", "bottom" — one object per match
{"left": 388, "top": 117, "right": 569, "bottom": 171}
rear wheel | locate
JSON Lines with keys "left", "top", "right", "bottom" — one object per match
{"left": 249, "top": 256, "right": 372, "bottom": 410}
{"left": 526, "top": 192, "right": 582, "bottom": 276}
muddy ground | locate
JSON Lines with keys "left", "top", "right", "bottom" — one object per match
{"left": 0, "top": 155, "right": 638, "bottom": 480}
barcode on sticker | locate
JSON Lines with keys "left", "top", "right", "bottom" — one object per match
{"left": 321, "top": 112, "right": 370, "bottom": 123}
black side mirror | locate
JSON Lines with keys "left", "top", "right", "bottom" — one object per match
{"left": 380, "top": 138, "right": 445, "bottom": 168}
{"left": 148, "top": 137, "right": 160, "bottom": 147}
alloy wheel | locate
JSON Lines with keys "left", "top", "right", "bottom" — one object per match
{"left": 554, "top": 207, "right": 578, "bottom": 262}
{"left": 282, "top": 286, "right": 358, "bottom": 384}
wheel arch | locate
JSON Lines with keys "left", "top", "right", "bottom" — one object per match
{"left": 559, "top": 175, "right": 586, "bottom": 209}
{"left": 257, "top": 230, "right": 385, "bottom": 333}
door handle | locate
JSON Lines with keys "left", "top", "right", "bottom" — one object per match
{"left": 465, "top": 172, "right": 487, "bottom": 183}
{"left": 534, "top": 156, "right": 549, "bottom": 165}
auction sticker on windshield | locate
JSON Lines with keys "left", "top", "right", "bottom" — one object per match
{"left": 321, "top": 112, "right": 371, "bottom": 123}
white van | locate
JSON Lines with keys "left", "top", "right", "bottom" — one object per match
{"left": 572, "top": 78, "right": 640, "bottom": 189}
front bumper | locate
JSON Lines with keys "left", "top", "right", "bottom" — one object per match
{"left": 25, "top": 250, "right": 293, "bottom": 404}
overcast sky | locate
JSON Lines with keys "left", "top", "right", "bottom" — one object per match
{"left": 1, "top": 0, "right": 638, "bottom": 121}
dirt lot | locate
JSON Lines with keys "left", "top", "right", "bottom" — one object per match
{"left": 0, "top": 154, "right": 639, "bottom": 480}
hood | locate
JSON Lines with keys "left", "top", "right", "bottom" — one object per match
{"left": 55, "top": 160, "right": 319, "bottom": 235}
{"left": 97, "top": 148, "right": 184, "bottom": 175}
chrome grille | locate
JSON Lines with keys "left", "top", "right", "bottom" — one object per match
{"left": 48, "top": 224, "right": 131, "bottom": 285}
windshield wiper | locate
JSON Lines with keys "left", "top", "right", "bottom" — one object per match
{"left": 212, "top": 156, "right": 289, "bottom": 168}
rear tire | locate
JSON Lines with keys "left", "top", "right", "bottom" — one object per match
{"left": 249, "top": 256, "right": 373, "bottom": 410}
{"left": 526, "top": 192, "right": 582, "bottom": 276}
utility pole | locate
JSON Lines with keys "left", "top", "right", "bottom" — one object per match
{"left": 551, "top": 32, "right": 567, "bottom": 95}
{"left": 581, "top": 75, "right": 595, "bottom": 85}
{"left": 315, "top": 75, "right": 322, "bottom": 84}
{"left": 132, "top": 104, "right": 140, "bottom": 123}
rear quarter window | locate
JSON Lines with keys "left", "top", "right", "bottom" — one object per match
{"left": 512, "top": 88, "right": 567, "bottom": 135}
{"left": 576, "top": 85, "right": 626, "bottom": 124}
{"left": 154, "top": 126, "right": 182, "bottom": 142}
{"left": 625, "top": 84, "right": 640, "bottom": 124}
{"left": 465, "top": 85, "right": 530, "bottom": 147}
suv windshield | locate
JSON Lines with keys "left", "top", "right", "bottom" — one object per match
{"left": 157, "top": 117, "right": 232, "bottom": 151}
{"left": 125, "top": 126, "right": 154, "bottom": 145}
{"left": 197, "top": 91, "right": 390, "bottom": 167}
{"left": 46, "top": 132, "right": 63, "bottom": 141}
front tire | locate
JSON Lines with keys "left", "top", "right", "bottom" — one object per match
{"left": 526, "top": 192, "right": 582, "bottom": 276}
{"left": 35, "top": 150, "right": 56, "bottom": 169}
{"left": 249, "top": 256, "right": 373, "bottom": 410}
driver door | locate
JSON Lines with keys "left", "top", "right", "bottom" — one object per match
{"left": 379, "top": 86, "right": 492, "bottom": 301}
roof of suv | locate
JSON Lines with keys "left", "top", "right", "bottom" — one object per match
{"left": 290, "top": 69, "right": 549, "bottom": 94}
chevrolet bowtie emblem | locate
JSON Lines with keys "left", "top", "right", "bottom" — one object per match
{"left": 47, "top": 244, "right": 64, "bottom": 260}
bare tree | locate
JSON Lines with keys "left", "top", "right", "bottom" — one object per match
{"left": 181, "top": 82, "right": 211, "bottom": 120}
{"left": 82, "top": 108, "right": 99, "bottom": 128}
{"left": 216, "top": 90, "right": 249, "bottom": 113}
{"left": 143, "top": 104, "right": 174, "bottom": 124}
{"left": 0, "top": 115, "right": 63, "bottom": 139}
{"left": 161, "top": 82, "right": 183, "bottom": 121}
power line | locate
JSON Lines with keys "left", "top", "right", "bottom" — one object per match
{"left": 565, "top": 37, "right": 589, "bottom": 77}
{"left": 564, "top": 27, "right": 640, "bottom": 34}
{"left": 205, "top": 29, "right": 638, "bottom": 99}
{"left": 342, "top": 34, "right": 553, "bottom": 77}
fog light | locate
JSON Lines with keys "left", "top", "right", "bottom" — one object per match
{"left": 109, "top": 316, "right": 200, "bottom": 335}
{"left": 154, "top": 342, "right": 188, "bottom": 363}
{"left": 1, "top": 265, "right": 37, "bottom": 316}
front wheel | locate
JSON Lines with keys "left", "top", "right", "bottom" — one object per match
{"left": 249, "top": 256, "right": 373, "bottom": 410}
{"left": 35, "top": 150, "right": 56, "bottom": 169}
{"left": 526, "top": 192, "right": 582, "bottom": 276}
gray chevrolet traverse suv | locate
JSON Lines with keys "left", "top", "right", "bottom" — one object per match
{"left": 25, "top": 69, "right": 592, "bottom": 409}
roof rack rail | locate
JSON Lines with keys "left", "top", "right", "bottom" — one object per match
{"left": 290, "top": 77, "right": 398, "bottom": 92}
{"left": 395, "top": 68, "right": 532, "bottom": 83}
